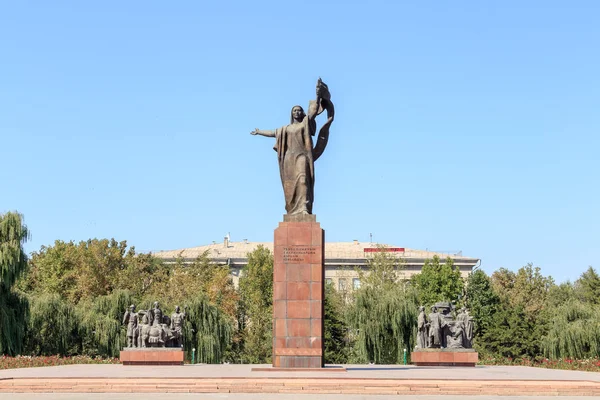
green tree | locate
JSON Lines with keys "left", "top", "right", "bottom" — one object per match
{"left": 492, "top": 264, "right": 553, "bottom": 317}
{"left": 0, "top": 212, "right": 30, "bottom": 355}
{"left": 574, "top": 267, "right": 600, "bottom": 305}
{"left": 147, "top": 252, "right": 238, "bottom": 319}
{"left": 77, "top": 290, "right": 133, "bottom": 357}
{"left": 183, "top": 294, "right": 232, "bottom": 363}
{"left": 412, "top": 255, "right": 464, "bottom": 308}
{"left": 486, "top": 264, "right": 554, "bottom": 358}
{"left": 347, "top": 251, "right": 417, "bottom": 364}
{"left": 547, "top": 281, "right": 576, "bottom": 309}
{"left": 479, "top": 304, "right": 538, "bottom": 359}
{"left": 23, "top": 238, "right": 134, "bottom": 303}
{"left": 117, "top": 251, "right": 168, "bottom": 300}
{"left": 324, "top": 281, "right": 349, "bottom": 364}
{"left": 25, "top": 293, "right": 80, "bottom": 356}
{"left": 465, "top": 269, "right": 499, "bottom": 348}
{"left": 236, "top": 245, "right": 274, "bottom": 363}
{"left": 542, "top": 299, "right": 600, "bottom": 359}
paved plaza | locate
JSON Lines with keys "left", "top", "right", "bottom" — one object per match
{"left": 1, "top": 364, "right": 600, "bottom": 396}
{"left": 1, "top": 395, "right": 598, "bottom": 400}
{"left": 1, "top": 363, "right": 600, "bottom": 381}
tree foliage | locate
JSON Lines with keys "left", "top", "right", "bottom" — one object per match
{"left": 479, "top": 304, "right": 539, "bottom": 358}
{"left": 23, "top": 239, "right": 133, "bottom": 303}
{"left": 236, "top": 246, "right": 273, "bottom": 363}
{"left": 147, "top": 253, "right": 238, "bottom": 319}
{"left": 492, "top": 264, "right": 554, "bottom": 317}
{"left": 574, "top": 267, "right": 600, "bottom": 305}
{"left": 412, "top": 255, "right": 464, "bottom": 308}
{"left": 324, "top": 282, "right": 349, "bottom": 364}
{"left": 184, "top": 294, "right": 232, "bottom": 364}
{"left": 77, "top": 290, "right": 133, "bottom": 357}
{"left": 542, "top": 299, "right": 600, "bottom": 359}
{"left": 348, "top": 251, "right": 417, "bottom": 364}
{"left": 26, "top": 293, "right": 79, "bottom": 356}
{"left": 465, "top": 269, "right": 499, "bottom": 343}
{"left": 482, "top": 264, "right": 554, "bottom": 358}
{"left": 0, "top": 212, "right": 29, "bottom": 356}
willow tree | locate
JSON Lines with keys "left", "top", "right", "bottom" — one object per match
{"left": 78, "top": 289, "right": 133, "bottom": 357}
{"left": 26, "top": 293, "right": 79, "bottom": 355}
{"left": 0, "top": 212, "right": 30, "bottom": 355}
{"left": 347, "top": 250, "right": 417, "bottom": 364}
{"left": 542, "top": 299, "right": 600, "bottom": 359}
{"left": 183, "top": 294, "right": 232, "bottom": 363}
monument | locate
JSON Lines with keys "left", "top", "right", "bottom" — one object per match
{"left": 411, "top": 302, "right": 478, "bottom": 367}
{"left": 119, "top": 302, "right": 186, "bottom": 365}
{"left": 250, "top": 78, "right": 334, "bottom": 368}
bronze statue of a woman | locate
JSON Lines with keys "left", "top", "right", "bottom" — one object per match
{"left": 251, "top": 79, "right": 334, "bottom": 215}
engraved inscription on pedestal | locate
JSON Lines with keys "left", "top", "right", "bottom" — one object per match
{"left": 283, "top": 246, "right": 317, "bottom": 264}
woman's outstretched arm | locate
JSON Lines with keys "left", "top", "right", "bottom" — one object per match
{"left": 250, "top": 128, "right": 276, "bottom": 137}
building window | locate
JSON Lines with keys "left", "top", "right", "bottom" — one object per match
{"left": 353, "top": 278, "right": 361, "bottom": 290}
{"left": 325, "top": 278, "right": 333, "bottom": 286}
{"left": 338, "top": 278, "right": 348, "bottom": 291}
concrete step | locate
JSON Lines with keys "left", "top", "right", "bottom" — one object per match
{"left": 1, "top": 377, "right": 600, "bottom": 395}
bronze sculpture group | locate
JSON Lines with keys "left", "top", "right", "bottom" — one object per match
{"left": 122, "top": 302, "right": 187, "bottom": 348}
{"left": 416, "top": 303, "right": 474, "bottom": 350}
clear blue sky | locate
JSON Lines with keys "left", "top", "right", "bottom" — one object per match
{"left": 2, "top": 1, "right": 599, "bottom": 283}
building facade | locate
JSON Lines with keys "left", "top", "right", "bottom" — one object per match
{"left": 153, "top": 239, "right": 480, "bottom": 291}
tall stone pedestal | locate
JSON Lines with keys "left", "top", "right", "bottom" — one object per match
{"left": 272, "top": 214, "right": 324, "bottom": 368}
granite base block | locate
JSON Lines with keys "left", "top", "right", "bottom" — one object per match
{"left": 411, "top": 349, "right": 478, "bottom": 367}
{"left": 120, "top": 348, "right": 184, "bottom": 365}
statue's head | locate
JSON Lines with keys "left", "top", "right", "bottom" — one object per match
{"left": 419, "top": 306, "right": 425, "bottom": 312}
{"left": 153, "top": 301, "right": 159, "bottom": 308}
{"left": 290, "top": 105, "right": 305, "bottom": 123}
{"left": 175, "top": 305, "right": 180, "bottom": 313}
{"left": 129, "top": 304, "right": 135, "bottom": 312}
{"left": 431, "top": 306, "right": 437, "bottom": 312}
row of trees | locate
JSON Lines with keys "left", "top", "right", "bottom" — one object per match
{"left": 1, "top": 211, "right": 600, "bottom": 363}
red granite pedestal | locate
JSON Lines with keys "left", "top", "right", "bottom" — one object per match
{"left": 411, "top": 349, "right": 478, "bottom": 367}
{"left": 120, "top": 348, "right": 184, "bottom": 365}
{"left": 271, "top": 214, "right": 324, "bottom": 369}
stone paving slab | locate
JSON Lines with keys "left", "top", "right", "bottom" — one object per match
{"left": 3, "top": 395, "right": 598, "bottom": 400}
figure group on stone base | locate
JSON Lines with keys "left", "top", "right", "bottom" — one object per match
{"left": 122, "top": 302, "right": 187, "bottom": 348}
{"left": 415, "top": 303, "right": 474, "bottom": 350}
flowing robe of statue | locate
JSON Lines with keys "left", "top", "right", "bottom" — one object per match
{"left": 148, "top": 303, "right": 168, "bottom": 346}
{"left": 428, "top": 310, "right": 443, "bottom": 347}
{"left": 447, "top": 321, "right": 465, "bottom": 348}
{"left": 251, "top": 78, "right": 334, "bottom": 215}
{"left": 122, "top": 307, "right": 139, "bottom": 348}
{"left": 417, "top": 309, "right": 428, "bottom": 349}
{"left": 465, "top": 315, "right": 474, "bottom": 348}
{"left": 456, "top": 309, "right": 474, "bottom": 348}
{"left": 273, "top": 100, "right": 318, "bottom": 215}
{"left": 170, "top": 306, "right": 186, "bottom": 347}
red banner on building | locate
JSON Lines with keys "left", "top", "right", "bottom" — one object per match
{"left": 364, "top": 247, "right": 405, "bottom": 253}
